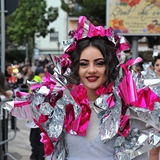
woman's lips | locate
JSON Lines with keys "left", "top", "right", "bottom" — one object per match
{"left": 86, "top": 76, "right": 98, "bottom": 82}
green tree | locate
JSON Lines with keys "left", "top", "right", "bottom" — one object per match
{"left": 61, "top": 0, "right": 106, "bottom": 25}
{"left": 7, "top": 0, "right": 58, "bottom": 61}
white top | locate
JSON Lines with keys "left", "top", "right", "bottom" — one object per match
{"left": 65, "top": 102, "right": 148, "bottom": 160}
{"left": 85, "top": 101, "right": 100, "bottom": 142}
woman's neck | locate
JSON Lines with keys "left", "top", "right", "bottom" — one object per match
{"left": 87, "top": 89, "right": 99, "bottom": 101}
{"left": 156, "top": 73, "right": 160, "bottom": 77}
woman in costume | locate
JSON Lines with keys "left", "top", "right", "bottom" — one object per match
{"left": 4, "top": 16, "right": 160, "bottom": 160}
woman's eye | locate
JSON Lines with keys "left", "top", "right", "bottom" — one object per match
{"left": 79, "top": 62, "right": 88, "bottom": 66}
{"left": 96, "top": 61, "right": 105, "bottom": 66}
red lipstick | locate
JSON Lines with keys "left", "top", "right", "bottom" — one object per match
{"left": 86, "top": 76, "right": 98, "bottom": 82}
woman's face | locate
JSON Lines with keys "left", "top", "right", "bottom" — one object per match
{"left": 154, "top": 59, "right": 160, "bottom": 76}
{"left": 6, "top": 66, "right": 13, "bottom": 75}
{"left": 78, "top": 46, "right": 107, "bottom": 93}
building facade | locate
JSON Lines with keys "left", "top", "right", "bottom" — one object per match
{"left": 34, "top": 0, "right": 79, "bottom": 58}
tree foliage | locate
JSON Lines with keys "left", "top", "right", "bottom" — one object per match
{"left": 7, "top": 0, "right": 58, "bottom": 46}
{"left": 61, "top": 0, "right": 106, "bottom": 25}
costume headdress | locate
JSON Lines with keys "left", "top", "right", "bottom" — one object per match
{"left": 63, "top": 16, "right": 130, "bottom": 54}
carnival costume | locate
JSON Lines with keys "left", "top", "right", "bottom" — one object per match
{"left": 4, "top": 16, "right": 160, "bottom": 160}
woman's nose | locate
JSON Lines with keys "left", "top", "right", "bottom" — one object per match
{"left": 88, "top": 65, "right": 97, "bottom": 73}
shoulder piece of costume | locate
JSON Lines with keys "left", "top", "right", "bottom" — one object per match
{"left": 3, "top": 16, "right": 160, "bottom": 160}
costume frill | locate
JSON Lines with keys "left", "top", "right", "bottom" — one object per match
{"left": 4, "top": 16, "right": 160, "bottom": 160}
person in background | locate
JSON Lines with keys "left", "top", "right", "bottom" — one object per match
{"left": 43, "top": 56, "right": 49, "bottom": 65}
{"left": 5, "top": 63, "right": 18, "bottom": 131}
{"left": 30, "top": 67, "right": 45, "bottom": 160}
{"left": 133, "top": 62, "right": 143, "bottom": 73}
{"left": 47, "top": 63, "right": 54, "bottom": 74}
{"left": 5, "top": 63, "right": 17, "bottom": 90}
{"left": 147, "top": 36, "right": 160, "bottom": 50}
{"left": 0, "top": 72, "right": 13, "bottom": 159}
{"left": 18, "top": 66, "right": 34, "bottom": 93}
{"left": 149, "top": 55, "right": 160, "bottom": 160}
{"left": 126, "top": 50, "right": 132, "bottom": 60}
{"left": 153, "top": 55, "right": 160, "bottom": 77}
{"left": 24, "top": 66, "right": 34, "bottom": 82}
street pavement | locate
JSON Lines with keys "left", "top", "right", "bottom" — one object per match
{"left": 7, "top": 119, "right": 51, "bottom": 160}
{"left": 8, "top": 119, "right": 31, "bottom": 160}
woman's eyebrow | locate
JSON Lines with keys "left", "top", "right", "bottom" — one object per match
{"left": 79, "top": 59, "right": 88, "bottom": 62}
{"left": 79, "top": 58, "right": 104, "bottom": 62}
{"left": 94, "top": 58, "right": 104, "bottom": 61}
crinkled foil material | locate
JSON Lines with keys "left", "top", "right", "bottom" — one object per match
{"left": 115, "top": 128, "right": 160, "bottom": 160}
{"left": 62, "top": 93, "right": 82, "bottom": 119}
{"left": 133, "top": 71, "right": 160, "bottom": 130}
{"left": 48, "top": 99, "right": 65, "bottom": 139}
{"left": 95, "top": 88, "right": 122, "bottom": 142}
{"left": 132, "top": 72, "right": 145, "bottom": 89}
{"left": 40, "top": 102, "right": 54, "bottom": 115}
{"left": 63, "top": 38, "right": 75, "bottom": 52}
{"left": 30, "top": 94, "right": 45, "bottom": 120}
{"left": 31, "top": 94, "right": 45, "bottom": 107}
{"left": 141, "top": 62, "right": 155, "bottom": 79}
{"left": 144, "top": 79, "right": 160, "bottom": 88}
{"left": 130, "top": 105, "right": 160, "bottom": 130}
{"left": 15, "top": 94, "right": 30, "bottom": 102}
{"left": 45, "top": 93, "right": 81, "bottom": 139}
{"left": 56, "top": 148, "right": 67, "bottom": 160}
{"left": 95, "top": 93, "right": 113, "bottom": 110}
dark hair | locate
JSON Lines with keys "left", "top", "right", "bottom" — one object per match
{"left": 35, "top": 67, "right": 45, "bottom": 75}
{"left": 153, "top": 55, "right": 160, "bottom": 66}
{"left": 68, "top": 37, "right": 119, "bottom": 85}
{"left": 5, "top": 63, "right": 12, "bottom": 69}
{"left": 135, "top": 62, "right": 143, "bottom": 71}
{"left": 0, "top": 72, "right": 6, "bottom": 95}
{"left": 5, "top": 63, "right": 12, "bottom": 76}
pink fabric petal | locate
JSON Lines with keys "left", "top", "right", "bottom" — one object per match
{"left": 106, "top": 96, "right": 115, "bottom": 108}
{"left": 119, "top": 57, "right": 143, "bottom": 104}
{"left": 64, "top": 84, "right": 91, "bottom": 136}
{"left": 14, "top": 100, "right": 31, "bottom": 107}
{"left": 40, "top": 132, "right": 54, "bottom": 156}
{"left": 118, "top": 115, "right": 130, "bottom": 137}
{"left": 131, "top": 87, "right": 160, "bottom": 111}
{"left": 96, "top": 82, "right": 113, "bottom": 96}
{"left": 119, "top": 74, "right": 137, "bottom": 105}
{"left": 16, "top": 91, "right": 29, "bottom": 97}
{"left": 37, "top": 114, "right": 48, "bottom": 125}
{"left": 30, "top": 84, "right": 42, "bottom": 91}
